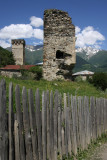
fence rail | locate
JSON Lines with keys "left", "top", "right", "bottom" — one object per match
{"left": 0, "top": 79, "right": 107, "bottom": 160}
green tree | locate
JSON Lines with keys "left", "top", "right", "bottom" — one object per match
{"left": 0, "top": 46, "right": 15, "bottom": 67}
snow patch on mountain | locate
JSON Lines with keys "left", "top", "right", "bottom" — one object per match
{"left": 76, "top": 47, "right": 100, "bottom": 59}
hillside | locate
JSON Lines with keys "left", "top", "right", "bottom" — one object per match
{"left": 0, "top": 46, "right": 15, "bottom": 67}
{"left": 72, "top": 55, "right": 96, "bottom": 72}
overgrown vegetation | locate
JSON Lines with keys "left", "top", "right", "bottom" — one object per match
{"left": 0, "top": 46, "right": 15, "bottom": 67}
{"left": 88, "top": 72, "right": 107, "bottom": 91}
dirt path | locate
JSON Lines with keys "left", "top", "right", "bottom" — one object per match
{"left": 88, "top": 143, "right": 107, "bottom": 160}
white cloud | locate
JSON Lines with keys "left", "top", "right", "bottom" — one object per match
{"left": 30, "top": 16, "right": 43, "bottom": 27}
{"left": 0, "top": 16, "right": 44, "bottom": 48}
{"left": 33, "top": 29, "right": 43, "bottom": 40}
{"left": 76, "top": 26, "right": 105, "bottom": 48}
{"left": 0, "top": 24, "right": 33, "bottom": 39}
{"left": 0, "top": 40, "right": 11, "bottom": 48}
{"left": 75, "top": 26, "right": 81, "bottom": 34}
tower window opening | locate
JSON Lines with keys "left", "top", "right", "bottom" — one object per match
{"left": 56, "top": 50, "right": 64, "bottom": 59}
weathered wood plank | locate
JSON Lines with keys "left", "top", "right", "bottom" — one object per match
{"left": 71, "top": 96, "right": 77, "bottom": 155}
{"left": 15, "top": 85, "right": 25, "bottom": 160}
{"left": 54, "top": 90, "right": 58, "bottom": 160}
{"left": 28, "top": 89, "right": 38, "bottom": 160}
{"left": 50, "top": 91, "right": 54, "bottom": 160}
{"left": 9, "top": 82, "right": 15, "bottom": 160}
{"left": 58, "top": 93, "right": 62, "bottom": 159}
{"left": 22, "top": 87, "right": 33, "bottom": 160}
{"left": 14, "top": 120, "right": 20, "bottom": 160}
{"left": 0, "top": 79, "right": 8, "bottom": 160}
{"left": 46, "top": 90, "right": 50, "bottom": 159}
{"left": 35, "top": 88, "right": 42, "bottom": 160}
{"left": 42, "top": 91, "right": 47, "bottom": 160}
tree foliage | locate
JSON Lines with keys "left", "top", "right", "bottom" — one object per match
{"left": 0, "top": 46, "right": 15, "bottom": 67}
{"left": 89, "top": 72, "right": 107, "bottom": 91}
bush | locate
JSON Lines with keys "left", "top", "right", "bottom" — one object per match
{"left": 90, "top": 72, "right": 107, "bottom": 91}
{"left": 29, "top": 66, "right": 43, "bottom": 80}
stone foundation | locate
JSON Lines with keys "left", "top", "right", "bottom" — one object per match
{"left": 0, "top": 71, "right": 21, "bottom": 78}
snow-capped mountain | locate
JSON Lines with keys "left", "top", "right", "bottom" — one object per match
{"left": 25, "top": 45, "right": 43, "bottom": 52}
{"left": 76, "top": 47, "right": 100, "bottom": 60}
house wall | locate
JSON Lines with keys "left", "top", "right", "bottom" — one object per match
{"left": 0, "top": 71, "right": 21, "bottom": 78}
{"left": 43, "top": 9, "right": 76, "bottom": 81}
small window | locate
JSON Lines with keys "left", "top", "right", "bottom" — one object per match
{"left": 56, "top": 50, "right": 64, "bottom": 59}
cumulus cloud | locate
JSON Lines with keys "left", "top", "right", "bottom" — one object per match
{"left": 0, "top": 24, "right": 33, "bottom": 39}
{"left": 76, "top": 26, "right": 105, "bottom": 48}
{"left": 0, "top": 40, "right": 11, "bottom": 48}
{"left": 33, "top": 29, "right": 43, "bottom": 40}
{"left": 30, "top": 16, "right": 43, "bottom": 27}
{"left": 0, "top": 16, "right": 43, "bottom": 48}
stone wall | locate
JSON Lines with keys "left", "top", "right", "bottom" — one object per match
{"left": 12, "top": 39, "right": 25, "bottom": 65}
{"left": 0, "top": 70, "right": 21, "bottom": 78}
{"left": 43, "top": 9, "right": 76, "bottom": 81}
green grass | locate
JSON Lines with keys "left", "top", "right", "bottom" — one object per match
{"left": 0, "top": 76, "right": 107, "bottom": 98}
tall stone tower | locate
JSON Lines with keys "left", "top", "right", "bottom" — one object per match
{"left": 11, "top": 39, "right": 25, "bottom": 65}
{"left": 43, "top": 9, "right": 76, "bottom": 81}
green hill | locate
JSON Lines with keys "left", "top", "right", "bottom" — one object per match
{"left": 0, "top": 46, "right": 15, "bottom": 67}
{"left": 88, "top": 50, "right": 107, "bottom": 67}
{"left": 25, "top": 48, "right": 43, "bottom": 64}
{"left": 73, "top": 55, "right": 96, "bottom": 72}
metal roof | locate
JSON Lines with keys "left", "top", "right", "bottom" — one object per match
{"left": 72, "top": 70, "right": 94, "bottom": 76}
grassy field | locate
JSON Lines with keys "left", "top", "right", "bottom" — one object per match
{"left": 0, "top": 76, "right": 107, "bottom": 98}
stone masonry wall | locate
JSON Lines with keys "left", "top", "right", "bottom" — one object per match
{"left": 12, "top": 39, "right": 25, "bottom": 65}
{"left": 43, "top": 9, "right": 76, "bottom": 81}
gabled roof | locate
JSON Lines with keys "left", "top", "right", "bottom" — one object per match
{"left": 0, "top": 65, "right": 35, "bottom": 70}
{"left": 72, "top": 70, "right": 94, "bottom": 76}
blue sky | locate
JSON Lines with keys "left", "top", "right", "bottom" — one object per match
{"left": 0, "top": 0, "right": 107, "bottom": 50}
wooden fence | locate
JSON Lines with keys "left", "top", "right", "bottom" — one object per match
{"left": 0, "top": 79, "right": 107, "bottom": 160}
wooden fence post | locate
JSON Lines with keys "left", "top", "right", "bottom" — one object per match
{"left": 35, "top": 89, "right": 42, "bottom": 160}
{"left": 54, "top": 90, "right": 58, "bottom": 160}
{"left": 22, "top": 87, "right": 33, "bottom": 160}
{"left": 28, "top": 89, "right": 39, "bottom": 160}
{"left": 42, "top": 91, "right": 47, "bottom": 160}
{"left": 0, "top": 79, "right": 8, "bottom": 160}
{"left": 15, "top": 85, "right": 25, "bottom": 160}
{"left": 50, "top": 91, "right": 54, "bottom": 160}
{"left": 9, "top": 82, "right": 15, "bottom": 160}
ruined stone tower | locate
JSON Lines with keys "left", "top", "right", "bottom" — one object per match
{"left": 11, "top": 39, "right": 25, "bottom": 65}
{"left": 43, "top": 9, "right": 76, "bottom": 80}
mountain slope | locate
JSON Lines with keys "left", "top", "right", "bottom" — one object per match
{"left": 88, "top": 50, "right": 107, "bottom": 67}
{"left": 73, "top": 55, "right": 96, "bottom": 72}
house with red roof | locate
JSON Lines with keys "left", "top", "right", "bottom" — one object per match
{"left": 0, "top": 65, "right": 35, "bottom": 78}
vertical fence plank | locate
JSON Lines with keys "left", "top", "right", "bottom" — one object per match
{"left": 58, "top": 93, "right": 62, "bottom": 159}
{"left": 28, "top": 89, "right": 38, "bottom": 160}
{"left": 14, "top": 120, "right": 20, "bottom": 160}
{"left": 15, "top": 85, "right": 25, "bottom": 160}
{"left": 22, "top": 87, "right": 33, "bottom": 160}
{"left": 71, "top": 96, "right": 77, "bottom": 155}
{"left": 50, "top": 91, "right": 54, "bottom": 160}
{"left": 64, "top": 93, "right": 68, "bottom": 157}
{"left": 46, "top": 90, "right": 50, "bottom": 159}
{"left": 42, "top": 91, "right": 47, "bottom": 160}
{"left": 0, "top": 79, "right": 8, "bottom": 160}
{"left": 67, "top": 93, "right": 71, "bottom": 156}
{"left": 54, "top": 90, "right": 58, "bottom": 160}
{"left": 9, "top": 82, "right": 15, "bottom": 160}
{"left": 35, "top": 88, "right": 42, "bottom": 160}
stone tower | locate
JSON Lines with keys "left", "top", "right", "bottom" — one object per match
{"left": 11, "top": 39, "right": 25, "bottom": 65}
{"left": 43, "top": 9, "right": 76, "bottom": 81}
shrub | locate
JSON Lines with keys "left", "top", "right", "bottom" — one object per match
{"left": 91, "top": 72, "right": 107, "bottom": 91}
{"left": 29, "top": 66, "right": 43, "bottom": 80}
